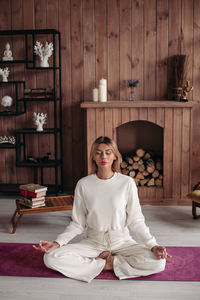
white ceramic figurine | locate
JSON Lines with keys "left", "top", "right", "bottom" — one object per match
{"left": 34, "top": 41, "right": 53, "bottom": 67}
{"left": 33, "top": 112, "right": 47, "bottom": 131}
{"left": 1, "top": 95, "right": 13, "bottom": 109}
{"left": 2, "top": 43, "right": 13, "bottom": 61}
{"left": 0, "top": 67, "right": 10, "bottom": 82}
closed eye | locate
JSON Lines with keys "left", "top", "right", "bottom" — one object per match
{"left": 105, "top": 150, "right": 112, "bottom": 155}
{"left": 96, "top": 151, "right": 102, "bottom": 155}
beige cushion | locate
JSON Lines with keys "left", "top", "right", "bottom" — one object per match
{"left": 187, "top": 190, "right": 200, "bottom": 203}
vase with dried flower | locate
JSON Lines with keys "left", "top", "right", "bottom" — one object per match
{"left": 128, "top": 79, "right": 139, "bottom": 101}
{"left": 172, "top": 55, "right": 188, "bottom": 101}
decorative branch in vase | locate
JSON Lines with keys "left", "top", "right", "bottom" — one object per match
{"left": 34, "top": 41, "right": 53, "bottom": 67}
{"left": 0, "top": 67, "right": 10, "bottom": 82}
{"left": 128, "top": 79, "right": 139, "bottom": 101}
{"left": 33, "top": 112, "right": 47, "bottom": 131}
{"left": 172, "top": 54, "right": 188, "bottom": 101}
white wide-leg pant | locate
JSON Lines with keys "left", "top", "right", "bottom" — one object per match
{"left": 44, "top": 229, "right": 166, "bottom": 283}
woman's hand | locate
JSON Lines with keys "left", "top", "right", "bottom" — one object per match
{"left": 151, "top": 245, "right": 171, "bottom": 259}
{"left": 33, "top": 240, "right": 60, "bottom": 253}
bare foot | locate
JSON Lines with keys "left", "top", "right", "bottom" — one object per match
{"left": 96, "top": 251, "right": 114, "bottom": 271}
{"left": 97, "top": 251, "right": 111, "bottom": 259}
{"left": 104, "top": 253, "right": 114, "bottom": 271}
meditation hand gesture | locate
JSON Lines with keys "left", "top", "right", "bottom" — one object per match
{"left": 151, "top": 246, "right": 171, "bottom": 259}
{"left": 33, "top": 240, "right": 60, "bottom": 253}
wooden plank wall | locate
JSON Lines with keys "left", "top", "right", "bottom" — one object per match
{"left": 0, "top": 0, "right": 200, "bottom": 191}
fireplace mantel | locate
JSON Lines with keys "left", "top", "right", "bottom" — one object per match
{"left": 81, "top": 100, "right": 194, "bottom": 205}
{"left": 81, "top": 100, "right": 195, "bottom": 108}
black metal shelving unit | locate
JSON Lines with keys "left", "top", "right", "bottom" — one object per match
{"left": 0, "top": 29, "right": 63, "bottom": 194}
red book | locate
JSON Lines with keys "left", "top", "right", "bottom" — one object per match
{"left": 20, "top": 189, "right": 46, "bottom": 198}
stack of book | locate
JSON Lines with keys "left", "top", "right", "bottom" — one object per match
{"left": 19, "top": 183, "right": 48, "bottom": 208}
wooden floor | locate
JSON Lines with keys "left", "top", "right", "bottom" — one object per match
{"left": 0, "top": 196, "right": 200, "bottom": 300}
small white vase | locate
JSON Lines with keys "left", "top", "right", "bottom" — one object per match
{"left": 36, "top": 123, "right": 44, "bottom": 132}
{"left": 40, "top": 57, "right": 49, "bottom": 68}
{"left": 2, "top": 75, "right": 8, "bottom": 82}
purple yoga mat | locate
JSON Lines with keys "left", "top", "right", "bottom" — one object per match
{"left": 0, "top": 243, "right": 199, "bottom": 281}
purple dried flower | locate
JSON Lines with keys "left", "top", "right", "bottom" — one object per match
{"left": 128, "top": 79, "right": 139, "bottom": 87}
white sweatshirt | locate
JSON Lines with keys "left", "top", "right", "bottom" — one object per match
{"left": 55, "top": 172, "right": 157, "bottom": 249}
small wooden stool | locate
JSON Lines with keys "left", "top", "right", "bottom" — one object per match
{"left": 10, "top": 195, "right": 74, "bottom": 233}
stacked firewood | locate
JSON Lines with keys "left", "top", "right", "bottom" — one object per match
{"left": 120, "top": 148, "right": 163, "bottom": 187}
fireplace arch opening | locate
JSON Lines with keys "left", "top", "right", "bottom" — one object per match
{"left": 117, "top": 120, "right": 164, "bottom": 187}
{"left": 117, "top": 120, "right": 163, "bottom": 156}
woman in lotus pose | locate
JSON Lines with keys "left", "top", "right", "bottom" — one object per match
{"left": 34, "top": 136, "right": 170, "bottom": 282}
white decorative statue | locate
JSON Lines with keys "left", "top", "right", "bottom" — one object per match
{"left": 1, "top": 95, "right": 13, "bottom": 111}
{"left": 34, "top": 41, "right": 53, "bottom": 67}
{"left": 0, "top": 67, "right": 10, "bottom": 82}
{"left": 33, "top": 112, "right": 47, "bottom": 131}
{"left": 2, "top": 43, "right": 13, "bottom": 61}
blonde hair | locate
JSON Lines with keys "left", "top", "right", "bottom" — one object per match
{"left": 89, "top": 136, "right": 122, "bottom": 174}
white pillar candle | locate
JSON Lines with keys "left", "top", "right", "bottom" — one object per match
{"left": 99, "top": 78, "right": 107, "bottom": 87}
{"left": 93, "top": 88, "right": 99, "bottom": 102}
{"left": 99, "top": 78, "right": 107, "bottom": 102}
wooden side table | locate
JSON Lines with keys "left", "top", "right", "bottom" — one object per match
{"left": 192, "top": 201, "right": 200, "bottom": 219}
{"left": 10, "top": 195, "right": 74, "bottom": 233}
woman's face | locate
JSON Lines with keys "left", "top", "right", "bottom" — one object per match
{"left": 93, "top": 143, "right": 116, "bottom": 170}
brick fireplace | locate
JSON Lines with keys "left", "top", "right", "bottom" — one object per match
{"left": 81, "top": 101, "right": 194, "bottom": 205}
